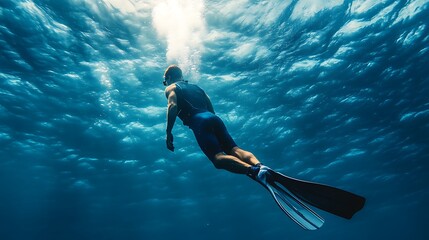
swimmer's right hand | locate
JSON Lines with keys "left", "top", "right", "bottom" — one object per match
{"left": 166, "top": 132, "right": 175, "bottom": 152}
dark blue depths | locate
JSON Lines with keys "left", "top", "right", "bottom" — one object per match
{"left": 0, "top": 1, "right": 428, "bottom": 240}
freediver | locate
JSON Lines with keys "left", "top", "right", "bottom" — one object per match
{"left": 162, "top": 65, "right": 365, "bottom": 230}
{"left": 163, "top": 65, "right": 262, "bottom": 176}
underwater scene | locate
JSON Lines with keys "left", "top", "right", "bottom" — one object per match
{"left": 1, "top": 0, "right": 428, "bottom": 239}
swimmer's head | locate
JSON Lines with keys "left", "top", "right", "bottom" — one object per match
{"left": 163, "top": 65, "right": 183, "bottom": 86}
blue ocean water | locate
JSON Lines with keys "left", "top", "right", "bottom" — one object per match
{"left": 1, "top": 0, "right": 428, "bottom": 239}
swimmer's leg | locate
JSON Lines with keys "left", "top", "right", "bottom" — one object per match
{"left": 212, "top": 152, "right": 251, "bottom": 174}
{"left": 229, "top": 147, "right": 261, "bottom": 166}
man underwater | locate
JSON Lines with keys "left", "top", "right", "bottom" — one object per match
{"left": 163, "top": 65, "right": 261, "bottom": 176}
{"left": 162, "top": 65, "right": 365, "bottom": 230}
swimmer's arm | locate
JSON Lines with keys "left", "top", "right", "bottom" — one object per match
{"left": 165, "top": 86, "right": 178, "bottom": 151}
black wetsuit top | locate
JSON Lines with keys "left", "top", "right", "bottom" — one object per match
{"left": 175, "top": 82, "right": 211, "bottom": 126}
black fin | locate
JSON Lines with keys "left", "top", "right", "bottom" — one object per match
{"left": 268, "top": 170, "right": 365, "bottom": 219}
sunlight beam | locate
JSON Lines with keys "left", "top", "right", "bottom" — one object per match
{"left": 152, "top": 0, "right": 205, "bottom": 80}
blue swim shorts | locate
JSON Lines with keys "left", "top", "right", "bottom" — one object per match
{"left": 187, "top": 112, "right": 237, "bottom": 160}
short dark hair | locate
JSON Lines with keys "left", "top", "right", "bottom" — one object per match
{"left": 164, "top": 65, "right": 183, "bottom": 80}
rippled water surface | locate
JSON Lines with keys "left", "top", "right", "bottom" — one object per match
{"left": 1, "top": 0, "right": 428, "bottom": 240}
